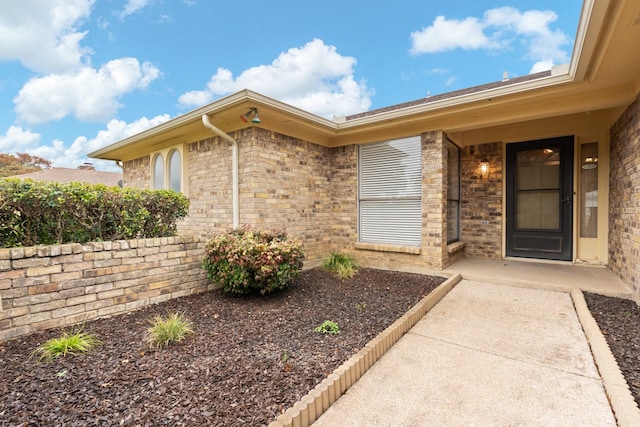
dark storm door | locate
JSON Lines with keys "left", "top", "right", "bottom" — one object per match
{"left": 506, "top": 136, "right": 574, "bottom": 261}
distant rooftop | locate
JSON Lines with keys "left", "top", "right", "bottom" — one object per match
{"left": 9, "top": 163, "right": 122, "bottom": 187}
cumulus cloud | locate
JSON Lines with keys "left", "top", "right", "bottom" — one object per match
{"left": 14, "top": 58, "right": 160, "bottom": 124}
{"left": 179, "top": 39, "right": 373, "bottom": 118}
{"left": 0, "top": 0, "right": 94, "bottom": 74}
{"left": 1, "top": 115, "right": 171, "bottom": 171}
{"left": 0, "top": 126, "right": 42, "bottom": 151}
{"left": 410, "top": 6, "right": 571, "bottom": 72}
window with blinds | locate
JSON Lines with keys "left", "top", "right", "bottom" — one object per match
{"left": 358, "top": 136, "right": 422, "bottom": 246}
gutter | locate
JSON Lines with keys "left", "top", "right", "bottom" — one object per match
{"left": 202, "top": 114, "right": 239, "bottom": 229}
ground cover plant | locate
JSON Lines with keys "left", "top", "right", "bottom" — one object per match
{"left": 0, "top": 268, "right": 445, "bottom": 426}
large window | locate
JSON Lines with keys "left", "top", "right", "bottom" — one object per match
{"left": 358, "top": 136, "right": 422, "bottom": 246}
{"left": 447, "top": 140, "right": 460, "bottom": 243}
{"left": 151, "top": 146, "right": 185, "bottom": 193}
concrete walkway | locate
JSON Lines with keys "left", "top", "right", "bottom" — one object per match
{"left": 313, "top": 279, "right": 617, "bottom": 426}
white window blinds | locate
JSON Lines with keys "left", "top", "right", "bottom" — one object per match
{"left": 358, "top": 136, "right": 422, "bottom": 246}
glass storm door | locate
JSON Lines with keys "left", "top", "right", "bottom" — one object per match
{"left": 506, "top": 136, "right": 574, "bottom": 261}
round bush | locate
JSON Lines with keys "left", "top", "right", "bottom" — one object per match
{"left": 202, "top": 226, "right": 305, "bottom": 295}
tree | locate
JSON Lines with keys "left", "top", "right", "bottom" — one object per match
{"left": 0, "top": 153, "right": 52, "bottom": 177}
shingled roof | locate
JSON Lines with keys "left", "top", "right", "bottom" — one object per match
{"left": 10, "top": 164, "right": 122, "bottom": 187}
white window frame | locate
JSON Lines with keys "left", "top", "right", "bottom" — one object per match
{"left": 150, "top": 144, "right": 188, "bottom": 194}
{"left": 358, "top": 136, "right": 422, "bottom": 246}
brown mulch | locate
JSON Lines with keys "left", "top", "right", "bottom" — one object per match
{"left": 0, "top": 268, "right": 445, "bottom": 426}
{"left": 585, "top": 292, "right": 640, "bottom": 407}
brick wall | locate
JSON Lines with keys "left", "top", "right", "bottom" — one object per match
{"left": 123, "top": 155, "right": 150, "bottom": 188}
{"left": 609, "top": 95, "right": 640, "bottom": 298}
{"left": 0, "top": 236, "right": 209, "bottom": 341}
{"left": 460, "top": 142, "right": 503, "bottom": 259}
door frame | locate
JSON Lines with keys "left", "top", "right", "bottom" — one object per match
{"left": 505, "top": 136, "right": 574, "bottom": 261}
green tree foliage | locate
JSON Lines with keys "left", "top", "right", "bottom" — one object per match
{"left": 0, "top": 179, "right": 189, "bottom": 247}
{"left": 202, "top": 226, "right": 305, "bottom": 295}
{"left": 0, "top": 153, "right": 52, "bottom": 177}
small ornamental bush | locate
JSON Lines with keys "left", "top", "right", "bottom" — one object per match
{"left": 322, "top": 252, "right": 359, "bottom": 279}
{"left": 202, "top": 226, "right": 305, "bottom": 295}
{"left": 145, "top": 312, "right": 194, "bottom": 349}
{"left": 32, "top": 329, "right": 100, "bottom": 361}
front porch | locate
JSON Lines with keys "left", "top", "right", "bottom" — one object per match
{"left": 442, "top": 257, "right": 632, "bottom": 300}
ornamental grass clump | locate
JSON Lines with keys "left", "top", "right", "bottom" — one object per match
{"left": 202, "top": 226, "right": 305, "bottom": 295}
{"left": 32, "top": 329, "right": 100, "bottom": 361}
{"left": 322, "top": 252, "right": 359, "bottom": 279}
{"left": 145, "top": 312, "right": 194, "bottom": 349}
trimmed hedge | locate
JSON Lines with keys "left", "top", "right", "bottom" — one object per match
{"left": 202, "top": 226, "right": 305, "bottom": 295}
{"left": 0, "top": 178, "right": 189, "bottom": 247}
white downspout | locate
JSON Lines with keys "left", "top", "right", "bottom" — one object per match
{"left": 202, "top": 114, "right": 239, "bottom": 229}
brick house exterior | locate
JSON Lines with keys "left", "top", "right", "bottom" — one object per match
{"left": 91, "top": 0, "right": 640, "bottom": 299}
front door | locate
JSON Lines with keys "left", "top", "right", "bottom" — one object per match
{"left": 506, "top": 136, "right": 574, "bottom": 261}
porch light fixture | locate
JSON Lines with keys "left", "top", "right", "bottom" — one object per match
{"left": 582, "top": 156, "right": 598, "bottom": 169}
{"left": 479, "top": 159, "right": 490, "bottom": 179}
{"left": 240, "top": 107, "right": 261, "bottom": 124}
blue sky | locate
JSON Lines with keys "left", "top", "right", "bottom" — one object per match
{"left": 0, "top": 0, "right": 582, "bottom": 171}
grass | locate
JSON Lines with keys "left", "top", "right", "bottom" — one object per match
{"left": 321, "top": 252, "right": 359, "bottom": 279}
{"left": 32, "top": 329, "right": 100, "bottom": 361}
{"left": 145, "top": 311, "right": 194, "bottom": 349}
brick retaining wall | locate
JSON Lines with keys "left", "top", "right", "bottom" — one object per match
{"left": 0, "top": 236, "right": 209, "bottom": 342}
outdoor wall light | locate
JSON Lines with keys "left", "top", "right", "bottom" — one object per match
{"left": 479, "top": 159, "right": 490, "bottom": 179}
{"left": 240, "top": 107, "right": 261, "bottom": 124}
{"left": 582, "top": 156, "right": 598, "bottom": 169}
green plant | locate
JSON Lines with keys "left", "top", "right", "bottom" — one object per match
{"left": 315, "top": 320, "right": 340, "bottom": 335}
{"left": 202, "top": 226, "right": 305, "bottom": 295}
{"left": 321, "top": 252, "right": 359, "bottom": 279}
{"left": 145, "top": 312, "right": 194, "bottom": 349}
{"left": 624, "top": 311, "right": 632, "bottom": 320}
{"left": 32, "top": 329, "right": 100, "bottom": 361}
{"left": 356, "top": 302, "right": 367, "bottom": 312}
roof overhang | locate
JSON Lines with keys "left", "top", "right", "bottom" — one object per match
{"left": 90, "top": 0, "right": 640, "bottom": 160}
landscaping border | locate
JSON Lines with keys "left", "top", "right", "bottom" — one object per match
{"left": 267, "top": 273, "right": 462, "bottom": 427}
{"left": 571, "top": 288, "right": 640, "bottom": 427}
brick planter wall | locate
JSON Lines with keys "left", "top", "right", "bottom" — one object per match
{"left": 609, "top": 95, "right": 640, "bottom": 299}
{"left": 0, "top": 236, "right": 209, "bottom": 341}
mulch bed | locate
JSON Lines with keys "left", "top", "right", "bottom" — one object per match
{"left": 0, "top": 268, "right": 445, "bottom": 426}
{"left": 585, "top": 292, "right": 640, "bottom": 407}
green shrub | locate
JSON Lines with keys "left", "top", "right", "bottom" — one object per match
{"left": 202, "top": 226, "right": 305, "bottom": 295}
{"left": 315, "top": 320, "right": 340, "bottom": 335}
{"left": 322, "top": 252, "right": 359, "bottom": 279}
{"left": 32, "top": 329, "right": 100, "bottom": 361}
{"left": 145, "top": 312, "right": 194, "bottom": 349}
{"left": 0, "top": 179, "right": 189, "bottom": 247}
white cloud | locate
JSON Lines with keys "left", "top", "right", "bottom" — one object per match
{"left": 119, "top": 0, "right": 152, "bottom": 19}
{"left": 1, "top": 115, "right": 171, "bottom": 171}
{"left": 178, "top": 38, "right": 373, "bottom": 118}
{"left": 410, "top": 7, "right": 571, "bottom": 72}
{"left": 14, "top": 58, "right": 160, "bottom": 124}
{"left": 0, "top": 0, "right": 94, "bottom": 74}
{"left": 0, "top": 126, "right": 41, "bottom": 151}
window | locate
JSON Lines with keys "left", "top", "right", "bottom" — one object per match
{"left": 447, "top": 140, "right": 461, "bottom": 243}
{"left": 153, "top": 154, "right": 164, "bottom": 190}
{"left": 168, "top": 150, "right": 182, "bottom": 192}
{"left": 580, "top": 142, "right": 598, "bottom": 238}
{"left": 358, "top": 136, "right": 422, "bottom": 246}
{"left": 150, "top": 145, "right": 186, "bottom": 193}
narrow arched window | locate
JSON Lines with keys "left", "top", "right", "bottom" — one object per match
{"left": 168, "top": 150, "right": 181, "bottom": 192}
{"left": 153, "top": 154, "right": 164, "bottom": 190}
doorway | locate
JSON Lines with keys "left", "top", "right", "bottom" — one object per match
{"left": 506, "top": 136, "right": 574, "bottom": 261}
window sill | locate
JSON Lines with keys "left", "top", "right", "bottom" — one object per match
{"left": 355, "top": 242, "right": 421, "bottom": 255}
